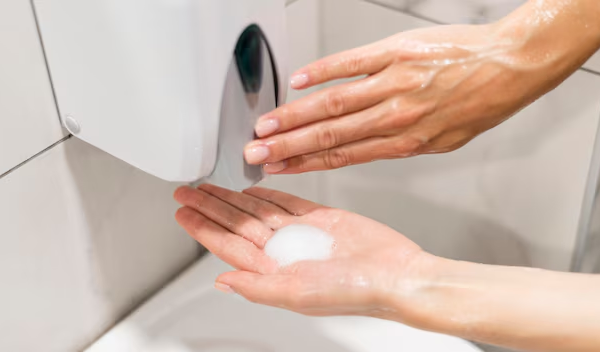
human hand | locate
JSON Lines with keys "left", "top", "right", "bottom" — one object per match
{"left": 173, "top": 184, "right": 600, "bottom": 352}
{"left": 244, "top": 1, "right": 600, "bottom": 174}
{"left": 173, "top": 184, "right": 433, "bottom": 321}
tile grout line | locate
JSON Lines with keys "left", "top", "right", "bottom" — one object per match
{"left": 1, "top": 2, "right": 74, "bottom": 183}
{"left": 359, "top": 0, "right": 444, "bottom": 25}
{"left": 0, "top": 135, "right": 72, "bottom": 181}
{"left": 78, "top": 250, "right": 207, "bottom": 352}
{"left": 29, "top": 0, "right": 64, "bottom": 123}
{"left": 571, "top": 108, "right": 600, "bottom": 272}
{"left": 580, "top": 66, "right": 600, "bottom": 78}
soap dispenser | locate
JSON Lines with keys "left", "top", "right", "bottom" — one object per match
{"left": 33, "top": 0, "right": 288, "bottom": 190}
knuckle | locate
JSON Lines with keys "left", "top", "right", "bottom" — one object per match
{"left": 324, "top": 91, "right": 346, "bottom": 117}
{"left": 324, "top": 148, "right": 353, "bottom": 170}
{"left": 189, "top": 190, "right": 207, "bottom": 206}
{"left": 387, "top": 101, "right": 423, "bottom": 128}
{"left": 244, "top": 293, "right": 260, "bottom": 304}
{"left": 274, "top": 138, "right": 291, "bottom": 160}
{"left": 315, "top": 126, "right": 339, "bottom": 149}
{"left": 343, "top": 54, "right": 367, "bottom": 75}
{"left": 392, "top": 135, "right": 427, "bottom": 157}
{"left": 292, "top": 155, "right": 311, "bottom": 172}
{"left": 281, "top": 105, "right": 297, "bottom": 125}
{"left": 388, "top": 98, "right": 403, "bottom": 115}
{"left": 426, "top": 130, "right": 472, "bottom": 154}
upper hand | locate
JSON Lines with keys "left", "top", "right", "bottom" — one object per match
{"left": 243, "top": 22, "right": 562, "bottom": 174}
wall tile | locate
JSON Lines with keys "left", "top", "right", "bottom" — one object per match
{"left": 0, "top": 2, "right": 322, "bottom": 351}
{"left": 0, "top": 138, "right": 199, "bottom": 352}
{"left": 368, "top": 0, "right": 524, "bottom": 24}
{"left": 0, "top": 0, "right": 66, "bottom": 175}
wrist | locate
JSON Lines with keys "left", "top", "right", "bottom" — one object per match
{"left": 375, "top": 251, "right": 455, "bottom": 331}
{"left": 493, "top": 0, "right": 600, "bottom": 77}
{"left": 378, "top": 253, "right": 489, "bottom": 337}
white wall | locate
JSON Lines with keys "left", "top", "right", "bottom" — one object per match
{"left": 0, "top": 0, "right": 66, "bottom": 175}
{"left": 0, "top": 1, "right": 199, "bottom": 351}
{"left": 2, "top": 0, "right": 599, "bottom": 351}
{"left": 0, "top": 1, "right": 321, "bottom": 351}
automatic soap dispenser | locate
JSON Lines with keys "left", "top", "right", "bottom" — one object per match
{"left": 32, "top": 0, "right": 288, "bottom": 190}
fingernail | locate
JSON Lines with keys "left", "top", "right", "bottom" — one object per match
{"left": 215, "top": 282, "right": 236, "bottom": 294}
{"left": 290, "top": 73, "right": 309, "bottom": 89}
{"left": 245, "top": 144, "right": 270, "bottom": 164}
{"left": 264, "top": 161, "right": 288, "bottom": 174}
{"left": 255, "top": 118, "right": 279, "bottom": 137}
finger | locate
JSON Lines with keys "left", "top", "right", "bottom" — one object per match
{"left": 243, "top": 187, "right": 322, "bottom": 216}
{"left": 175, "top": 207, "right": 276, "bottom": 274}
{"left": 216, "top": 271, "right": 303, "bottom": 310}
{"left": 249, "top": 100, "right": 404, "bottom": 165}
{"left": 269, "top": 134, "right": 426, "bottom": 174}
{"left": 198, "top": 183, "right": 292, "bottom": 230}
{"left": 174, "top": 186, "right": 273, "bottom": 248}
{"left": 253, "top": 74, "right": 388, "bottom": 139}
{"left": 290, "top": 41, "right": 392, "bottom": 89}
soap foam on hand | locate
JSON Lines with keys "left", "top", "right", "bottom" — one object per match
{"left": 264, "top": 224, "right": 336, "bottom": 267}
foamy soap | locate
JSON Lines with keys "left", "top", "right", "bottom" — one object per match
{"left": 264, "top": 224, "right": 335, "bottom": 267}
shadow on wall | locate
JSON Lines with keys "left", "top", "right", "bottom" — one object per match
{"left": 326, "top": 181, "right": 531, "bottom": 267}
{"left": 582, "top": 231, "right": 600, "bottom": 273}
{"left": 63, "top": 138, "right": 199, "bottom": 346}
{"left": 349, "top": 77, "right": 596, "bottom": 182}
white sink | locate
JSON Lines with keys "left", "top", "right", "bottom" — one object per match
{"left": 87, "top": 255, "right": 482, "bottom": 352}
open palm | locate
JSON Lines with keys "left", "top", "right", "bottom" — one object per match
{"left": 174, "top": 184, "right": 428, "bottom": 320}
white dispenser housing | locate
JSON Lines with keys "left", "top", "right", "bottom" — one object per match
{"left": 33, "top": 0, "right": 288, "bottom": 189}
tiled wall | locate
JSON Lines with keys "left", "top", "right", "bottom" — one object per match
{"left": 0, "top": 1, "right": 199, "bottom": 351}
{"left": 0, "top": 1, "right": 321, "bottom": 351}
{"left": 2, "top": 1, "right": 598, "bottom": 351}
{"left": 0, "top": 0, "right": 66, "bottom": 176}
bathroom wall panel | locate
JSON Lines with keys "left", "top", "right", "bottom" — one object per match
{"left": 367, "top": 0, "right": 524, "bottom": 24}
{"left": 0, "top": 0, "right": 66, "bottom": 175}
{"left": 0, "top": 1, "right": 321, "bottom": 351}
{"left": 320, "top": 0, "right": 600, "bottom": 271}
{"left": 0, "top": 138, "right": 199, "bottom": 352}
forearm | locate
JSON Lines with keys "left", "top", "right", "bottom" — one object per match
{"left": 403, "top": 2, "right": 600, "bottom": 349}
{"left": 399, "top": 256, "right": 600, "bottom": 352}
{"left": 495, "top": 0, "right": 600, "bottom": 86}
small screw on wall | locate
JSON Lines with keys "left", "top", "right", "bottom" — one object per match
{"left": 64, "top": 115, "right": 81, "bottom": 135}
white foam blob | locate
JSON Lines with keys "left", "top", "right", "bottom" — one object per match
{"left": 264, "top": 224, "right": 335, "bottom": 267}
